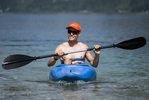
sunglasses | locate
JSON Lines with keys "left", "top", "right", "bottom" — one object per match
{"left": 68, "top": 30, "right": 79, "bottom": 35}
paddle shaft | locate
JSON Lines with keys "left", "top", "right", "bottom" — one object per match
{"left": 34, "top": 44, "right": 115, "bottom": 60}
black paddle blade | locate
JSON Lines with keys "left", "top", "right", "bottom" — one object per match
{"left": 115, "top": 37, "right": 146, "bottom": 50}
{"left": 2, "top": 54, "right": 34, "bottom": 69}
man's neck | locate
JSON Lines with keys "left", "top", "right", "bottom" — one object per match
{"left": 68, "top": 41, "right": 78, "bottom": 47}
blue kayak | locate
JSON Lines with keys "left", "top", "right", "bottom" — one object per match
{"left": 50, "top": 64, "right": 96, "bottom": 82}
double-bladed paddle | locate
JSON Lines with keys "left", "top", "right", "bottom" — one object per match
{"left": 2, "top": 37, "right": 146, "bottom": 69}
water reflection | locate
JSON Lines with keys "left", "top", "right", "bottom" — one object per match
{"left": 49, "top": 81, "right": 100, "bottom": 100}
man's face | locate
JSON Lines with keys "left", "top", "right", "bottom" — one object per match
{"left": 67, "top": 28, "right": 80, "bottom": 42}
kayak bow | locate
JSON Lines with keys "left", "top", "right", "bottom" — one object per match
{"left": 50, "top": 64, "right": 96, "bottom": 82}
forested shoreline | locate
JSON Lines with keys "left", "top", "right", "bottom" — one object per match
{"left": 0, "top": 0, "right": 149, "bottom": 14}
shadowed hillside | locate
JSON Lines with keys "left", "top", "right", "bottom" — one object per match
{"left": 0, "top": 0, "right": 149, "bottom": 13}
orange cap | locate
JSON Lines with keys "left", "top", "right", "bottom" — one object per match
{"left": 66, "top": 22, "right": 81, "bottom": 32}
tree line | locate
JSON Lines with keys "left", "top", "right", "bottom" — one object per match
{"left": 0, "top": 0, "right": 149, "bottom": 13}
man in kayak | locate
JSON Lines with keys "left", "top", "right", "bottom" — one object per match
{"left": 48, "top": 22, "right": 100, "bottom": 68}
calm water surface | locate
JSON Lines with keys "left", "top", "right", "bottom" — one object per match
{"left": 0, "top": 13, "right": 149, "bottom": 100}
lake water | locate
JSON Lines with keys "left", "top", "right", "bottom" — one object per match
{"left": 0, "top": 13, "right": 149, "bottom": 100}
